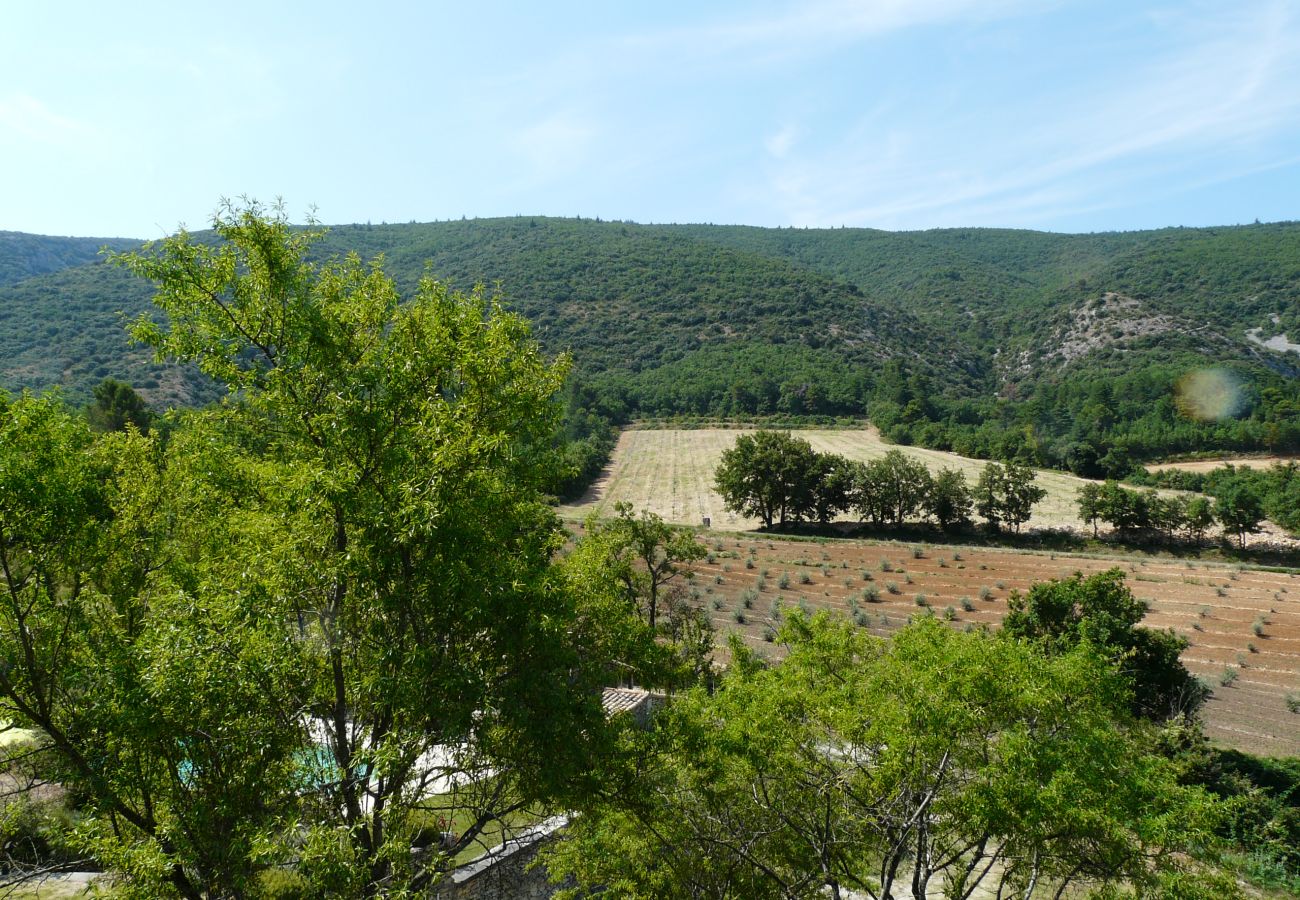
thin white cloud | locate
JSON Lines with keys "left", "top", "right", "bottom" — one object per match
{"left": 765, "top": 124, "right": 798, "bottom": 159}
{"left": 633, "top": 0, "right": 1055, "bottom": 61}
{"left": 761, "top": 0, "right": 1300, "bottom": 227}
{"left": 509, "top": 113, "right": 598, "bottom": 182}
{"left": 0, "top": 93, "right": 90, "bottom": 144}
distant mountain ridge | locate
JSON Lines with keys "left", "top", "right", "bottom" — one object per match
{"left": 0, "top": 231, "right": 140, "bottom": 287}
{"left": 2, "top": 216, "right": 1299, "bottom": 469}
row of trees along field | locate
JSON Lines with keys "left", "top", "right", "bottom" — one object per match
{"left": 1132, "top": 461, "right": 1300, "bottom": 534}
{"left": 713, "top": 430, "right": 1045, "bottom": 533}
{"left": 1, "top": 204, "right": 1296, "bottom": 897}
{"left": 1077, "top": 480, "right": 1265, "bottom": 548}
{"left": 574, "top": 355, "right": 1300, "bottom": 494}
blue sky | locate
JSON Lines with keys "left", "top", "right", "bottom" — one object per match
{"left": 2, "top": 0, "right": 1298, "bottom": 237}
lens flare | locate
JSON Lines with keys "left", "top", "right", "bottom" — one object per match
{"left": 1175, "top": 368, "right": 1245, "bottom": 422}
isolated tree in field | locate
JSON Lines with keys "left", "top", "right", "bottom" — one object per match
{"left": 545, "top": 614, "right": 1232, "bottom": 899}
{"left": 1213, "top": 474, "right": 1266, "bottom": 549}
{"left": 1004, "top": 568, "right": 1209, "bottom": 721}
{"left": 714, "top": 430, "right": 821, "bottom": 527}
{"left": 975, "top": 461, "right": 1045, "bottom": 533}
{"left": 589, "top": 502, "right": 705, "bottom": 631}
{"left": 926, "top": 466, "right": 972, "bottom": 530}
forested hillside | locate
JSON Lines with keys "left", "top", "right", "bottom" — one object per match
{"left": 2, "top": 217, "right": 1299, "bottom": 476}
{"left": 0, "top": 231, "right": 139, "bottom": 286}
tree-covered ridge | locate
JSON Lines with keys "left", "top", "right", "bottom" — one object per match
{"left": 314, "top": 218, "right": 983, "bottom": 389}
{"left": 0, "top": 231, "right": 140, "bottom": 287}
{"left": 0, "top": 259, "right": 218, "bottom": 409}
{"left": 663, "top": 221, "right": 1300, "bottom": 348}
{"left": 3, "top": 216, "right": 1300, "bottom": 473}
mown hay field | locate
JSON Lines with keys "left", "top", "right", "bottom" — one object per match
{"left": 1147, "top": 455, "right": 1300, "bottom": 473}
{"left": 559, "top": 427, "right": 1113, "bottom": 532}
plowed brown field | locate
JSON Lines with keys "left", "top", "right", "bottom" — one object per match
{"left": 673, "top": 533, "right": 1300, "bottom": 757}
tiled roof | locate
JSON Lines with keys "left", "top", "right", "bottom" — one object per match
{"left": 601, "top": 687, "right": 650, "bottom": 717}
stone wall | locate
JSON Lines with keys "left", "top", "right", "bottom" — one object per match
{"left": 430, "top": 816, "right": 571, "bottom": 900}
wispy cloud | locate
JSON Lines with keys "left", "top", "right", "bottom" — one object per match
{"left": 757, "top": 0, "right": 1300, "bottom": 227}
{"left": 765, "top": 124, "right": 799, "bottom": 159}
{"left": 630, "top": 0, "right": 1054, "bottom": 64}
{"left": 507, "top": 112, "right": 599, "bottom": 185}
{"left": 0, "top": 93, "right": 90, "bottom": 144}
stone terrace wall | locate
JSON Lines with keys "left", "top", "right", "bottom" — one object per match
{"left": 430, "top": 816, "right": 571, "bottom": 900}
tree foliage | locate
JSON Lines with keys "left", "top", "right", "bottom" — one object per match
{"left": 86, "top": 376, "right": 154, "bottom": 433}
{"left": 545, "top": 614, "right": 1232, "bottom": 899}
{"left": 1004, "top": 568, "right": 1209, "bottom": 722}
{"left": 973, "top": 462, "right": 1045, "bottom": 533}
{"left": 714, "top": 431, "right": 822, "bottom": 528}
{"left": 0, "top": 202, "right": 661, "bottom": 896}
{"left": 0, "top": 394, "right": 307, "bottom": 898}
{"left": 925, "top": 466, "right": 973, "bottom": 531}
{"left": 1212, "top": 474, "right": 1266, "bottom": 549}
{"left": 585, "top": 502, "right": 705, "bottom": 631}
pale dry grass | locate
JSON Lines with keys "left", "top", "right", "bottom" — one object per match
{"left": 559, "top": 427, "right": 1125, "bottom": 531}
{"left": 1147, "top": 456, "right": 1300, "bottom": 474}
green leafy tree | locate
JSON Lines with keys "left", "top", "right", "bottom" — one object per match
{"left": 926, "top": 466, "right": 972, "bottom": 531}
{"left": 810, "top": 453, "right": 856, "bottom": 524}
{"left": 974, "top": 463, "right": 1003, "bottom": 531}
{"left": 100, "top": 201, "right": 651, "bottom": 895}
{"left": 868, "top": 449, "right": 933, "bottom": 526}
{"left": 1152, "top": 492, "right": 1190, "bottom": 541}
{"left": 1213, "top": 474, "right": 1266, "bottom": 549}
{"left": 1097, "top": 481, "right": 1152, "bottom": 534}
{"left": 714, "top": 430, "right": 821, "bottom": 528}
{"left": 851, "top": 458, "right": 887, "bottom": 525}
{"left": 545, "top": 614, "right": 1231, "bottom": 899}
{"left": 0, "top": 395, "right": 307, "bottom": 898}
{"left": 1184, "top": 495, "right": 1216, "bottom": 545}
{"left": 661, "top": 588, "right": 719, "bottom": 691}
{"left": 1004, "top": 568, "right": 1209, "bottom": 721}
{"left": 86, "top": 376, "right": 154, "bottom": 433}
{"left": 1001, "top": 461, "right": 1046, "bottom": 533}
{"left": 588, "top": 502, "right": 705, "bottom": 632}
{"left": 975, "top": 461, "right": 1045, "bottom": 533}
{"left": 1077, "top": 482, "right": 1104, "bottom": 537}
